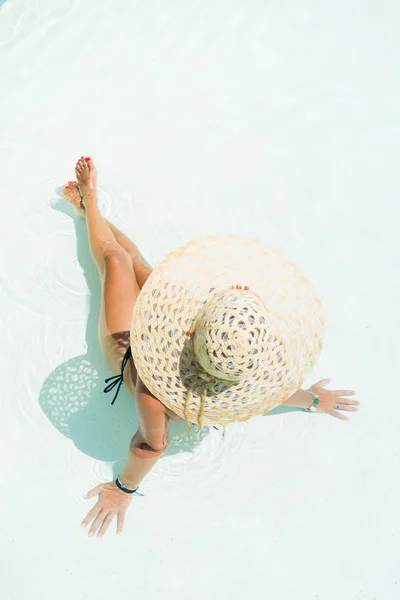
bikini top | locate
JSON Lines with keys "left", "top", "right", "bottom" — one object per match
{"left": 103, "top": 345, "right": 132, "bottom": 406}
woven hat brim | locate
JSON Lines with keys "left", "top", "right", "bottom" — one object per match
{"left": 130, "top": 236, "right": 325, "bottom": 426}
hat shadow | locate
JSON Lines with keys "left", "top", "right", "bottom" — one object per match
{"left": 38, "top": 194, "right": 210, "bottom": 479}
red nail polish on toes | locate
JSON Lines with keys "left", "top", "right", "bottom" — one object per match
{"left": 85, "top": 157, "right": 91, "bottom": 161}
{"left": 65, "top": 186, "right": 70, "bottom": 189}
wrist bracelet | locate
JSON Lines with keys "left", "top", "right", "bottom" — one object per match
{"left": 115, "top": 476, "right": 139, "bottom": 494}
{"left": 304, "top": 387, "right": 320, "bottom": 412}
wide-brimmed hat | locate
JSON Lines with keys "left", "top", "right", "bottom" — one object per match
{"left": 130, "top": 236, "right": 325, "bottom": 429}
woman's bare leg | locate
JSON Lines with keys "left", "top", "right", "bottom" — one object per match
{"left": 63, "top": 179, "right": 153, "bottom": 289}
{"left": 74, "top": 158, "right": 141, "bottom": 377}
{"left": 104, "top": 220, "right": 152, "bottom": 290}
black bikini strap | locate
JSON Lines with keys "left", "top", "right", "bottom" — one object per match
{"left": 104, "top": 345, "right": 132, "bottom": 406}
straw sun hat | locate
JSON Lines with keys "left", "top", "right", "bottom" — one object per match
{"left": 130, "top": 236, "right": 325, "bottom": 430}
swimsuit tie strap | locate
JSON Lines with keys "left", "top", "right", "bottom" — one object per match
{"left": 104, "top": 346, "right": 132, "bottom": 405}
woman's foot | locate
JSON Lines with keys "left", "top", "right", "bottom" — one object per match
{"left": 75, "top": 157, "right": 97, "bottom": 208}
{"left": 62, "top": 156, "right": 97, "bottom": 218}
{"left": 62, "top": 181, "right": 86, "bottom": 218}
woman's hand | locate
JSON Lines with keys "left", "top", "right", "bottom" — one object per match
{"left": 81, "top": 481, "right": 133, "bottom": 537}
{"left": 311, "top": 378, "right": 360, "bottom": 420}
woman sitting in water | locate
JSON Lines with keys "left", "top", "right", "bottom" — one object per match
{"left": 62, "top": 156, "right": 360, "bottom": 538}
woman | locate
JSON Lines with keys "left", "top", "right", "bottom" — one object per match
{"left": 62, "top": 156, "right": 359, "bottom": 538}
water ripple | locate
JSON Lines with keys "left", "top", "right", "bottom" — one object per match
{"left": 158, "top": 421, "right": 249, "bottom": 492}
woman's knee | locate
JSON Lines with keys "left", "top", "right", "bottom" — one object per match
{"left": 103, "top": 244, "right": 133, "bottom": 273}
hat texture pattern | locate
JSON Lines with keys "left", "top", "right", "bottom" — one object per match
{"left": 130, "top": 236, "right": 324, "bottom": 427}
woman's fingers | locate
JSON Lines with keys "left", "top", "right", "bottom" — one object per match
{"left": 335, "top": 404, "right": 358, "bottom": 412}
{"left": 335, "top": 390, "right": 356, "bottom": 397}
{"left": 335, "top": 397, "right": 360, "bottom": 406}
{"left": 81, "top": 481, "right": 132, "bottom": 537}
{"left": 117, "top": 511, "right": 125, "bottom": 534}
{"left": 314, "top": 378, "right": 331, "bottom": 388}
{"left": 85, "top": 484, "right": 104, "bottom": 499}
{"left": 81, "top": 502, "right": 102, "bottom": 528}
{"left": 97, "top": 512, "right": 116, "bottom": 538}
{"left": 328, "top": 408, "right": 349, "bottom": 420}
{"left": 88, "top": 509, "right": 106, "bottom": 537}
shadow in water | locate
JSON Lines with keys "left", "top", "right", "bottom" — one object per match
{"left": 265, "top": 404, "right": 298, "bottom": 418}
{"left": 39, "top": 194, "right": 210, "bottom": 480}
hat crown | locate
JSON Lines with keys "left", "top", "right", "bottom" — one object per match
{"left": 192, "top": 290, "right": 271, "bottom": 383}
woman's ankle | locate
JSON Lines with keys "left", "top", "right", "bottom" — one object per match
{"left": 79, "top": 184, "right": 96, "bottom": 208}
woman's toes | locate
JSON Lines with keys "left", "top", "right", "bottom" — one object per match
{"left": 75, "top": 156, "right": 95, "bottom": 188}
{"left": 85, "top": 157, "right": 96, "bottom": 178}
{"left": 62, "top": 181, "right": 85, "bottom": 216}
{"left": 63, "top": 182, "right": 80, "bottom": 201}
{"left": 76, "top": 159, "right": 87, "bottom": 173}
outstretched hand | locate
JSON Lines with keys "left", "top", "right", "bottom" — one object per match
{"left": 81, "top": 481, "right": 133, "bottom": 537}
{"left": 311, "top": 378, "right": 360, "bottom": 420}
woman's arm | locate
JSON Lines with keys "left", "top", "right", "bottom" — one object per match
{"left": 81, "top": 425, "right": 167, "bottom": 538}
{"left": 81, "top": 382, "right": 170, "bottom": 537}
{"left": 282, "top": 378, "right": 359, "bottom": 419}
{"left": 119, "top": 378, "right": 170, "bottom": 488}
{"left": 282, "top": 388, "right": 314, "bottom": 409}
{"left": 119, "top": 429, "right": 165, "bottom": 489}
